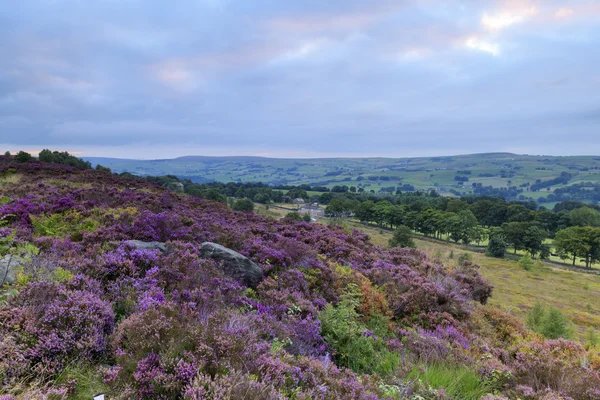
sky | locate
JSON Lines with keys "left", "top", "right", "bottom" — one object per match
{"left": 1, "top": 0, "right": 599, "bottom": 159}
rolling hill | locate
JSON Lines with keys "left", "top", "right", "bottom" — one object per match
{"left": 86, "top": 153, "right": 600, "bottom": 201}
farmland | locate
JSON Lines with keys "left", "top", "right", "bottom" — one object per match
{"left": 86, "top": 153, "right": 600, "bottom": 199}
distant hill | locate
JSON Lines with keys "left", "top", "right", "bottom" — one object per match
{"left": 85, "top": 153, "right": 600, "bottom": 200}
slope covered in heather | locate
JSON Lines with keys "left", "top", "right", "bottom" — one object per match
{"left": 1, "top": 161, "right": 600, "bottom": 399}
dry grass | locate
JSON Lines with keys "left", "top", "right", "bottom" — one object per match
{"left": 0, "top": 172, "right": 23, "bottom": 186}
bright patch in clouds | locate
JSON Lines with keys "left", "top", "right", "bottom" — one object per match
{"left": 481, "top": 7, "right": 537, "bottom": 31}
{"left": 555, "top": 8, "right": 575, "bottom": 19}
{"left": 465, "top": 36, "right": 500, "bottom": 56}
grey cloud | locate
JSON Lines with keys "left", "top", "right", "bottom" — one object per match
{"left": 1, "top": 0, "right": 599, "bottom": 156}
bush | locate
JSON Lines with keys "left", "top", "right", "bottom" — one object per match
{"left": 232, "top": 198, "right": 254, "bottom": 212}
{"left": 518, "top": 254, "right": 534, "bottom": 271}
{"left": 526, "top": 303, "right": 573, "bottom": 339}
{"left": 319, "top": 289, "right": 399, "bottom": 375}
{"left": 284, "top": 211, "right": 302, "bottom": 221}
{"left": 0, "top": 282, "right": 114, "bottom": 382}
{"left": 486, "top": 233, "right": 507, "bottom": 258}
{"left": 13, "top": 151, "right": 33, "bottom": 163}
{"left": 389, "top": 225, "right": 415, "bottom": 248}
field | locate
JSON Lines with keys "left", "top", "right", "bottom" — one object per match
{"left": 86, "top": 153, "right": 600, "bottom": 198}
{"left": 320, "top": 219, "right": 600, "bottom": 342}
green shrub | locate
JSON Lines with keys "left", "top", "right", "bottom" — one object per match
{"left": 526, "top": 303, "right": 573, "bottom": 339}
{"left": 319, "top": 287, "right": 399, "bottom": 375}
{"left": 486, "top": 232, "right": 507, "bottom": 258}
{"left": 586, "top": 327, "right": 598, "bottom": 350}
{"left": 519, "top": 254, "right": 534, "bottom": 271}
{"left": 389, "top": 225, "right": 415, "bottom": 248}
{"left": 407, "top": 363, "right": 491, "bottom": 400}
{"left": 232, "top": 198, "right": 254, "bottom": 212}
{"left": 14, "top": 151, "right": 33, "bottom": 162}
{"left": 284, "top": 211, "right": 302, "bottom": 221}
{"left": 30, "top": 211, "right": 99, "bottom": 238}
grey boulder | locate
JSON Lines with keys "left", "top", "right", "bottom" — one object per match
{"left": 125, "top": 240, "right": 168, "bottom": 253}
{"left": 0, "top": 254, "right": 25, "bottom": 286}
{"left": 200, "top": 242, "right": 263, "bottom": 289}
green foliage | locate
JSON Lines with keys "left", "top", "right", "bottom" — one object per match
{"left": 54, "top": 363, "right": 109, "bottom": 400}
{"left": 232, "top": 198, "right": 254, "bottom": 212}
{"left": 30, "top": 211, "right": 100, "bottom": 238}
{"left": 302, "top": 213, "right": 312, "bottom": 222}
{"left": 38, "top": 149, "right": 92, "bottom": 169}
{"left": 389, "top": 225, "right": 416, "bottom": 248}
{"left": 518, "top": 254, "right": 534, "bottom": 271}
{"left": 407, "top": 363, "right": 491, "bottom": 400}
{"left": 53, "top": 267, "right": 74, "bottom": 283}
{"left": 586, "top": 327, "right": 598, "bottom": 350}
{"left": 14, "top": 151, "right": 33, "bottom": 162}
{"left": 526, "top": 303, "right": 573, "bottom": 339}
{"left": 554, "top": 226, "right": 600, "bottom": 268}
{"left": 319, "top": 287, "right": 399, "bottom": 375}
{"left": 95, "top": 164, "right": 112, "bottom": 173}
{"left": 284, "top": 211, "right": 302, "bottom": 221}
{"left": 486, "top": 229, "right": 507, "bottom": 258}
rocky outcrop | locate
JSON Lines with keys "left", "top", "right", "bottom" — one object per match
{"left": 166, "top": 182, "right": 185, "bottom": 193}
{"left": 124, "top": 240, "right": 168, "bottom": 253}
{"left": 0, "top": 255, "right": 24, "bottom": 286}
{"left": 200, "top": 242, "right": 263, "bottom": 289}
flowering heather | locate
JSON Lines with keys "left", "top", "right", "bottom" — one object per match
{"left": 1, "top": 161, "right": 600, "bottom": 399}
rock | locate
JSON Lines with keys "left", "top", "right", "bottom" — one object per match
{"left": 0, "top": 254, "right": 25, "bottom": 286}
{"left": 200, "top": 242, "right": 263, "bottom": 289}
{"left": 125, "top": 240, "right": 168, "bottom": 253}
{"left": 166, "top": 182, "right": 185, "bottom": 193}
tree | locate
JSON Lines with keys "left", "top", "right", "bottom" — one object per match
{"left": 14, "top": 151, "right": 33, "bottom": 163}
{"left": 355, "top": 201, "right": 375, "bottom": 223}
{"left": 373, "top": 201, "right": 393, "bottom": 227}
{"left": 501, "top": 222, "right": 528, "bottom": 254}
{"left": 325, "top": 199, "right": 353, "bottom": 218}
{"left": 568, "top": 207, "right": 600, "bottom": 227}
{"left": 389, "top": 226, "right": 415, "bottom": 248}
{"left": 232, "top": 198, "right": 254, "bottom": 212}
{"left": 486, "top": 228, "right": 507, "bottom": 258}
{"left": 253, "top": 193, "right": 271, "bottom": 204}
{"left": 95, "top": 164, "right": 112, "bottom": 173}
{"left": 554, "top": 226, "right": 600, "bottom": 268}
{"left": 522, "top": 225, "right": 547, "bottom": 258}
{"left": 3, "top": 151, "right": 10, "bottom": 158}
{"left": 446, "top": 210, "right": 479, "bottom": 244}
{"left": 388, "top": 205, "right": 405, "bottom": 229}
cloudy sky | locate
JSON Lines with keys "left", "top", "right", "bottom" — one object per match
{"left": 1, "top": 0, "right": 599, "bottom": 159}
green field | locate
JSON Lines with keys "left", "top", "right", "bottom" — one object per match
{"left": 86, "top": 153, "right": 600, "bottom": 198}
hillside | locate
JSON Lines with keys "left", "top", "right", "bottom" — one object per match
{"left": 85, "top": 153, "right": 600, "bottom": 201}
{"left": 2, "top": 161, "right": 600, "bottom": 399}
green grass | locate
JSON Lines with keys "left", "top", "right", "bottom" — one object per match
{"left": 54, "top": 364, "right": 109, "bottom": 400}
{"left": 408, "top": 363, "right": 492, "bottom": 400}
